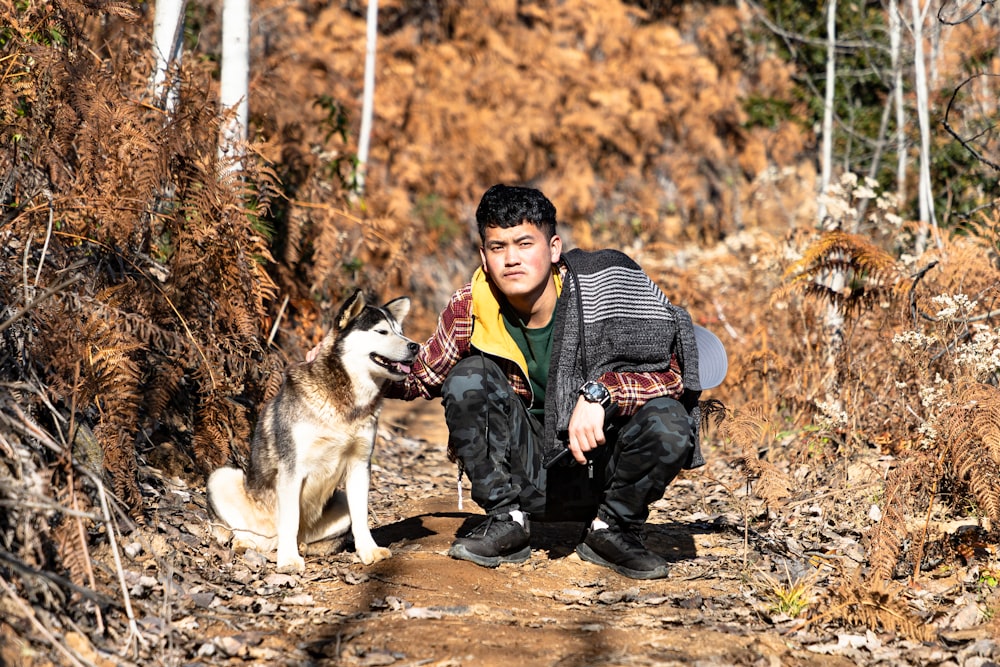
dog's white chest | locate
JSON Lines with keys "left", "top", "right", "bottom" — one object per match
{"left": 292, "top": 419, "right": 373, "bottom": 473}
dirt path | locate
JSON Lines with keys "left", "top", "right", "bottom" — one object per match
{"left": 84, "top": 400, "right": 988, "bottom": 667}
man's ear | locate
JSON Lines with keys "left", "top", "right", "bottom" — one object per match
{"left": 479, "top": 246, "right": 489, "bottom": 274}
{"left": 549, "top": 234, "right": 562, "bottom": 263}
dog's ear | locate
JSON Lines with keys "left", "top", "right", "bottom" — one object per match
{"left": 383, "top": 296, "right": 411, "bottom": 326}
{"left": 335, "top": 289, "right": 366, "bottom": 331}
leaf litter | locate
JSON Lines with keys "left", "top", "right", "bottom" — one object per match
{"left": 5, "top": 400, "right": 998, "bottom": 667}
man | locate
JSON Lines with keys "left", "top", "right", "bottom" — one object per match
{"left": 386, "top": 184, "right": 724, "bottom": 579}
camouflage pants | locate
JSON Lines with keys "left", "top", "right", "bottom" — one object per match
{"left": 441, "top": 356, "right": 693, "bottom": 529}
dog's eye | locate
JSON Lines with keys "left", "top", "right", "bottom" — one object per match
{"left": 376, "top": 328, "right": 389, "bottom": 335}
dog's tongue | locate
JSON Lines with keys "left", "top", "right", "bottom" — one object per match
{"left": 393, "top": 362, "right": 413, "bottom": 375}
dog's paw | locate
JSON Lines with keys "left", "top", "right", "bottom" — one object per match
{"left": 276, "top": 555, "right": 305, "bottom": 574}
{"left": 358, "top": 546, "right": 391, "bottom": 565}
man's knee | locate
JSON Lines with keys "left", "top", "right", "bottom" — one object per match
{"left": 442, "top": 356, "right": 493, "bottom": 404}
{"left": 625, "top": 397, "right": 693, "bottom": 466}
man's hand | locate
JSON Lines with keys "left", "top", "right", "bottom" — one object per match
{"left": 567, "top": 396, "right": 607, "bottom": 465}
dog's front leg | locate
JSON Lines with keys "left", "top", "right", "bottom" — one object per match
{"left": 275, "top": 470, "right": 306, "bottom": 573}
{"left": 346, "top": 427, "right": 391, "bottom": 565}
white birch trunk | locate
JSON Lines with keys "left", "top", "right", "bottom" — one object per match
{"left": 218, "top": 0, "right": 250, "bottom": 173}
{"left": 819, "top": 0, "right": 844, "bottom": 366}
{"left": 151, "top": 0, "right": 186, "bottom": 113}
{"left": 889, "top": 0, "right": 907, "bottom": 208}
{"left": 911, "top": 0, "right": 938, "bottom": 251}
{"left": 817, "top": 0, "right": 837, "bottom": 225}
{"left": 356, "top": 0, "right": 379, "bottom": 197}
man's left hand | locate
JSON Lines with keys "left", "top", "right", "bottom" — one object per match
{"left": 567, "top": 396, "right": 607, "bottom": 465}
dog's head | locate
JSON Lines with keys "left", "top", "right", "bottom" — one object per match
{"left": 334, "top": 290, "right": 420, "bottom": 381}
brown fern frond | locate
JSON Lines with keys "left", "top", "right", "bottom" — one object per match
{"left": 143, "top": 360, "right": 185, "bottom": 421}
{"left": 968, "top": 466, "right": 1000, "bottom": 524}
{"left": 700, "top": 397, "right": 727, "bottom": 426}
{"left": 939, "top": 385, "right": 1000, "bottom": 525}
{"left": 718, "top": 404, "right": 790, "bottom": 507}
{"left": 827, "top": 570, "right": 935, "bottom": 642}
{"left": 739, "top": 347, "right": 788, "bottom": 380}
{"left": 718, "top": 403, "right": 769, "bottom": 457}
{"left": 752, "top": 462, "right": 792, "bottom": 507}
{"left": 51, "top": 511, "right": 88, "bottom": 591}
{"left": 193, "top": 395, "right": 252, "bottom": 471}
{"left": 778, "top": 231, "right": 903, "bottom": 318}
{"left": 970, "top": 388, "right": 1000, "bottom": 465}
{"left": 866, "top": 455, "right": 928, "bottom": 582}
{"left": 260, "top": 356, "right": 285, "bottom": 404}
{"left": 79, "top": 0, "right": 140, "bottom": 20}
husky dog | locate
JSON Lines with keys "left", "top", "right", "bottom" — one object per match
{"left": 206, "top": 290, "right": 419, "bottom": 573}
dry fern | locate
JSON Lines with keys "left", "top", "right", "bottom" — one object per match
{"left": 0, "top": 0, "right": 288, "bottom": 524}
{"left": 866, "top": 455, "right": 931, "bottom": 582}
{"left": 940, "top": 384, "right": 1000, "bottom": 526}
{"left": 776, "top": 230, "right": 904, "bottom": 319}
{"left": 718, "top": 403, "right": 792, "bottom": 509}
{"left": 824, "top": 569, "right": 936, "bottom": 642}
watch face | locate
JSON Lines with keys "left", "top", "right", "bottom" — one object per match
{"left": 582, "top": 382, "right": 609, "bottom": 404}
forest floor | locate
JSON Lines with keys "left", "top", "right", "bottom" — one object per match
{"left": 25, "top": 401, "right": 1000, "bottom": 667}
{"left": 17, "top": 401, "right": 998, "bottom": 667}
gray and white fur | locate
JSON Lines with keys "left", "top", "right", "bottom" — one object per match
{"left": 206, "top": 290, "right": 418, "bottom": 573}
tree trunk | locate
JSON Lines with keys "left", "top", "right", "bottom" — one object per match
{"left": 911, "top": 0, "right": 939, "bottom": 251}
{"left": 356, "top": 0, "right": 379, "bottom": 198}
{"left": 817, "top": 0, "right": 837, "bottom": 226}
{"left": 890, "top": 0, "right": 907, "bottom": 210}
{"left": 218, "top": 0, "right": 250, "bottom": 173}
{"left": 151, "top": 0, "right": 186, "bottom": 113}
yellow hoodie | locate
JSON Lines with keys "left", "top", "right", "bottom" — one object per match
{"left": 468, "top": 265, "right": 563, "bottom": 382}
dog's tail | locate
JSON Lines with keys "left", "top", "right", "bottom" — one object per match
{"left": 206, "top": 467, "right": 277, "bottom": 552}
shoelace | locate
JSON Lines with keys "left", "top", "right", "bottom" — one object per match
{"left": 465, "top": 514, "right": 512, "bottom": 538}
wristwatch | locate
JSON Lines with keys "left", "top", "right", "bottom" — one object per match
{"left": 578, "top": 381, "right": 612, "bottom": 409}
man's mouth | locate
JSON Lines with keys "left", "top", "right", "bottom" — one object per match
{"left": 370, "top": 353, "right": 413, "bottom": 375}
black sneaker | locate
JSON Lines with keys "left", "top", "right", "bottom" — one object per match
{"left": 448, "top": 513, "right": 531, "bottom": 567}
{"left": 576, "top": 526, "right": 670, "bottom": 579}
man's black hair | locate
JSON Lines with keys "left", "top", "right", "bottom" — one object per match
{"left": 475, "top": 184, "right": 557, "bottom": 242}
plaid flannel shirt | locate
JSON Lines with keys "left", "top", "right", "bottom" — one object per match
{"left": 385, "top": 265, "right": 684, "bottom": 417}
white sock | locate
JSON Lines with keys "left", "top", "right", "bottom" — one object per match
{"left": 509, "top": 510, "right": 525, "bottom": 526}
{"left": 591, "top": 517, "right": 609, "bottom": 531}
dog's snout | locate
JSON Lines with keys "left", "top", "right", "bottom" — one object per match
{"left": 407, "top": 342, "right": 420, "bottom": 356}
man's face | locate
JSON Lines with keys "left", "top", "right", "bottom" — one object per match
{"left": 480, "top": 222, "right": 561, "bottom": 302}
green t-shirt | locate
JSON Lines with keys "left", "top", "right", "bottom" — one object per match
{"left": 501, "top": 309, "right": 554, "bottom": 417}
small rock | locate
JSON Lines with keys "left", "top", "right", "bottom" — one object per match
{"left": 243, "top": 549, "right": 268, "bottom": 572}
{"left": 189, "top": 592, "right": 215, "bottom": 608}
{"left": 264, "top": 572, "right": 298, "bottom": 588}
{"left": 215, "top": 636, "right": 246, "bottom": 658}
{"left": 230, "top": 567, "right": 254, "bottom": 585}
{"left": 344, "top": 571, "right": 370, "bottom": 585}
{"left": 949, "top": 601, "right": 986, "bottom": 631}
{"left": 679, "top": 593, "right": 703, "bottom": 609}
{"left": 281, "top": 593, "right": 315, "bottom": 606}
